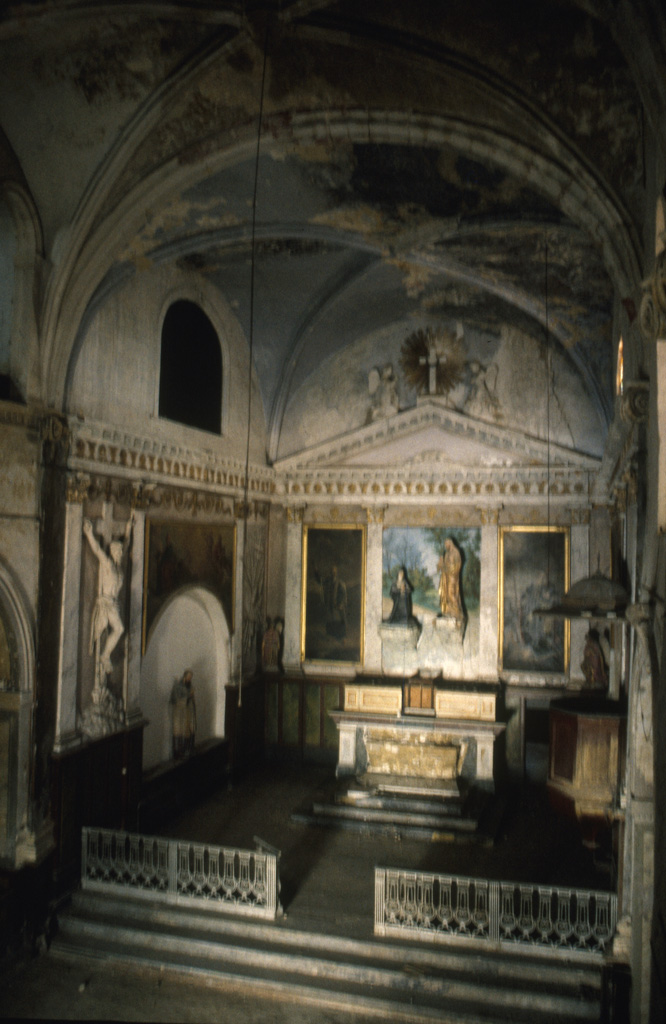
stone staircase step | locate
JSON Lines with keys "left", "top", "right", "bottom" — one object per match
{"left": 50, "top": 889, "right": 605, "bottom": 1024}
{"left": 310, "top": 801, "right": 479, "bottom": 830}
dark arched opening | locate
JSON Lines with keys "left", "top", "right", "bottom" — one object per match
{"left": 159, "top": 300, "right": 222, "bottom": 434}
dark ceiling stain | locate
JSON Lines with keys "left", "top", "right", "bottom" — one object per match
{"left": 34, "top": 19, "right": 213, "bottom": 104}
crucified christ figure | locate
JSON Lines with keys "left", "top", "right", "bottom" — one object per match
{"left": 83, "top": 512, "right": 134, "bottom": 681}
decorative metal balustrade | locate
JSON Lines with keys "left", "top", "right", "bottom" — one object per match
{"left": 81, "top": 827, "right": 281, "bottom": 920}
{"left": 375, "top": 868, "right": 616, "bottom": 958}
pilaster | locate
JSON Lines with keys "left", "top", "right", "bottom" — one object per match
{"left": 478, "top": 510, "right": 499, "bottom": 678}
{"left": 363, "top": 506, "right": 385, "bottom": 673}
{"left": 54, "top": 475, "right": 88, "bottom": 752}
{"left": 283, "top": 505, "right": 305, "bottom": 672}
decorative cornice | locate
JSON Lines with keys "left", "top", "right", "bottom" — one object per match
{"left": 65, "top": 416, "right": 597, "bottom": 513}
{"left": 0, "top": 401, "right": 40, "bottom": 431}
{"left": 67, "top": 418, "right": 274, "bottom": 499}
{"left": 279, "top": 465, "right": 592, "bottom": 506}
{"left": 274, "top": 399, "right": 601, "bottom": 474}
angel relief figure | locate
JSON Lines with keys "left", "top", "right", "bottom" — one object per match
{"left": 368, "top": 364, "right": 400, "bottom": 421}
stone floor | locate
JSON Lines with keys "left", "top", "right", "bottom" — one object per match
{"left": 0, "top": 762, "right": 614, "bottom": 1022}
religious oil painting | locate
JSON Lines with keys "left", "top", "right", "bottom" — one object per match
{"left": 301, "top": 525, "right": 365, "bottom": 665}
{"left": 143, "top": 519, "right": 235, "bottom": 652}
{"left": 382, "top": 527, "right": 481, "bottom": 643}
{"left": 499, "top": 526, "right": 570, "bottom": 674}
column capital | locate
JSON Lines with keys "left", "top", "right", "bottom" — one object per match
{"left": 363, "top": 504, "right": 386, "bottom": 524}
{"left": 639, "top": 248, "right": 666, "bottom": 341}
{"left": 286, "top": 504, "right": 306, "bottom": 524}
{"left": 477, "top": 507, "right": 500, "bottom": 525}
{"left": 66, "top": 472, "right": 91, "bottom": 504}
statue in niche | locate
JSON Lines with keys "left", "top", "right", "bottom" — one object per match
{"left": 437, "top": 538, "right": 464, "bottom": 625}
{"left": 368, "top": 364, "right": 399, "bottom": 420}
{"left": 79, "top": 511, "right": 134, "bottom": 739}
{"left": 170, "top": 669, "right": 196, "bottom": 759}
{"left": 581, "top": 628, "right": 609, "bottom": 690}
{"left": 386, "top": 567, "right": 419, "bottom": 627}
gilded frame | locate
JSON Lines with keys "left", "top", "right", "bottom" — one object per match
{"left": 301, "top": 524, "right": 366, "bottom": 666}
{"left": 499, "top": 525, "right": 570, "bottom": 674}
{"left": 142, "top": 518, "right": 236, "bottom": 653}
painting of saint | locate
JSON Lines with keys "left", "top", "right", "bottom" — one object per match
{"left": 143, "top": 519, "right": 235, "bottom": 651}
{"left": 302, "top": 526, "right": 365, "bottom": 664}
{"left": 499, "top": 526, "right": 569, "bottom": 673}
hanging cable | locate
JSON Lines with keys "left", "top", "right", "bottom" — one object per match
{"left": 545, "top": 235, "right": 552, "bottom": 586}
{"left": 239, "top": 19, "right": 270, "bottom": 708}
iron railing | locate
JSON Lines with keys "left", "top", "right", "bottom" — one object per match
{"left": 81, "top": 827, "right": 281, "bottom": 920}
{"left": 375, "top": 868, "right": 616, "bottom": 958}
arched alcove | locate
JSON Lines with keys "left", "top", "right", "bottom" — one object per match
{"left": 0, "top": 559, "right": 37, "bottom": 867}
{"left": 140, "top": 585, "right": 230, "bottom": 771}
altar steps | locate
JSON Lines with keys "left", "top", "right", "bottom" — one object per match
{"left": 51, "top": 888, "right": 606, "bottom": 1023}
{"left": 293, "top": 782, "right": 503, "bottom": 844}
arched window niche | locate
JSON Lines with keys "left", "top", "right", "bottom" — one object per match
{"left": 159, "top": 299, "right": 223, "bottom": 435}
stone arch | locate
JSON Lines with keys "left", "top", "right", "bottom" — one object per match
{"left": 139, "top": 584, "right": 230, "bottom": 771}
{"left": 0, "top": 181, "right": 43, "bottom": 403}
{"left": 44, "top": 109, "right": 641, "bottom": 412}
{"left": 0, "top": 557, "right": 36, "bottom": 867}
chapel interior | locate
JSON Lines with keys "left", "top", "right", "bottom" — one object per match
{"left": 1, "top": 2, "right": 666, "bottom": 1021}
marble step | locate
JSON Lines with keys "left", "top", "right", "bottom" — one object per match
{"left": 51, "top": 889, "right": 605, "bottom": 1024}
{"left": 310, "top": 801, "right": 480, "bottom": 830}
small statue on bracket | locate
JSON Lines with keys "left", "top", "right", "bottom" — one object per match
{"left": 170, "top": 669, "right": 196, "bottom": 759}
{"left": 581, "top": 628, "right": 609, "bottom": 690}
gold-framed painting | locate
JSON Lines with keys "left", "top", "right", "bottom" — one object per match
{"left": 499, "top": 525, "right": 570, "bottom": 674}
{"left": 142, "top": 518, "right": 236, "bottom": 653}
{"left": 301, "top": 524, "right": 365, "bottom": 665}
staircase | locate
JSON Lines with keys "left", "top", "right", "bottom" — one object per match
{"left": 50, "top": 887, "right": 609, "bottom": 1023}
{"left": 292, "top": 775, "right": 504, "bottom": 844}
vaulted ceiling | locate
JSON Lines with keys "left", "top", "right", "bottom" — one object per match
{"left": 1, "top": 0, "right": 661, "bottom": 462}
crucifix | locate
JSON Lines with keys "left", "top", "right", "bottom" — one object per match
{"left": 93, "top": 501, "right": 128, "bottom": 549}
{"left": 83, "top": 502, "right": 134, "bottom": 694}
{"left": 419, "top": 342, "right": 445, "bottom": 395}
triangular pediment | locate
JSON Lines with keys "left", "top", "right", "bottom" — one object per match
{"left": 274, "top": 399, "right": 600, "bottom": 474}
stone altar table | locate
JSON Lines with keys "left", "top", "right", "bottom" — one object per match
{"left": 331, "top": 678, "right": 504, "bottom": 791}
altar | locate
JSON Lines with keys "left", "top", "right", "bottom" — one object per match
{"left": 330, "top": 677, "right": 505, "bottom": 792}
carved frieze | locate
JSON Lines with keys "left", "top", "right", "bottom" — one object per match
{"left": 68, "top": 419, "right": 274, "bottom": 498}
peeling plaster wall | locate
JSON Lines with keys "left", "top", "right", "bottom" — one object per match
{"left": 66, "top": 266, "right": 267, "bottom": 463}
{"left": 278, "top": 319, "right": 606, "bottom": 460}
